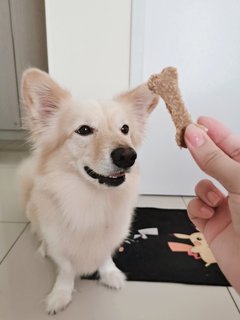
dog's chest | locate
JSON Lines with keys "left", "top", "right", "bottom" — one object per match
{"left": 53, "top": 187, "right": 135, "bottom": 268}
{"left": 63, "top": 191, "right": 133, "bottom": 239}
{"left": 41, "top": 172, "right": 138, "bottom": 273}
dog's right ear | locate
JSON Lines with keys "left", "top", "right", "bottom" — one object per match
{"left": 115, "top": 84, "right": 159, "bottom": 147}
{"left": 21, "top": 68, "right": 70, "bottom": 129}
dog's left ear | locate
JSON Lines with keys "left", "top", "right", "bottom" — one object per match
{"left": 115, "top": 83, "right": 159, "bottom": 116}
{"left": 115, "top": 84, "right": 159, "bottom": 146}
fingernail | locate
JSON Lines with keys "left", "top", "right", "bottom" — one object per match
{"left": 207, "top": 191, "right": 221, "bottom": 206}
{"left": 185, "top": 124, "right": 206, "bottom": 148}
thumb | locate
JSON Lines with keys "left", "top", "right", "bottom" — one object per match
{"left": 185, "top": 124, "right": 240, "bottom": 193}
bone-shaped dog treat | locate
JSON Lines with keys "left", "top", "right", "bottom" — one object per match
{"left": 148, "top": 67, "right": 192, "bottom": 148}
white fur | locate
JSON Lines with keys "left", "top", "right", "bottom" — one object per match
{"left": 18, "top": 68, "right": 158, "bottom": 314}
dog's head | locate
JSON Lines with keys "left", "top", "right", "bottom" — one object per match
{"left": 22, "top": 69, "right": 159, "bottom": 187}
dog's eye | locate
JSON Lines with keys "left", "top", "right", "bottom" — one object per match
{"left": 121, "top": 124, "right": 129, "bottom": 135}
{"left": 75, "top": 125, "right": 94, "bottom": 136}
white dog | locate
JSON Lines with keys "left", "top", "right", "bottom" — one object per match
{"left": 18, "top": 69, "right": 158, "bottom": 314}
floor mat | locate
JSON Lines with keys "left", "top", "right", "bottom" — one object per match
{"left": 112, "top": 207, "right": 229, "bottom": 286}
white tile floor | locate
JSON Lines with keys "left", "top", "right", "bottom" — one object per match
{"left": 0, "top": 150, "right": 239, "bottom": 319}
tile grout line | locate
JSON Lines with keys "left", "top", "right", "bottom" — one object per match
{"left": 227, "top": 287, "right": 240, "bottom": 314}
{"left": 0, "top": 223, "right": 29, "bottom": 264}
{"left": 0, "top": 221, "right": 28, "bottom": 224}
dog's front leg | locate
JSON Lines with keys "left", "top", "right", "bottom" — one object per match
{"left": 99, "top": 257, "right": 126, "bottom": 290}
{"left": 46, "top": 257, "right": 75, "bottom": 315}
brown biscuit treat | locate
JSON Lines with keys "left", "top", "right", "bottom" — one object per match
{"left": 148, "top": 67, "right": 192, "bottom": 148}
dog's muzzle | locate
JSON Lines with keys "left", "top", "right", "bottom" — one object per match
{"left": 84, "top": 147, "right": 137, "bottom": 187}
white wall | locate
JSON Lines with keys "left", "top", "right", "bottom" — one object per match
{"left": 45, "top": 0, "right": 131, "bottom": 100}
{"left": 133, "top": 0, "right": 240, "bottom": 195}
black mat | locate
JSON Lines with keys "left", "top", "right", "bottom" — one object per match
{"left": 112, "top": 207, "right": 229, "bottom": 286}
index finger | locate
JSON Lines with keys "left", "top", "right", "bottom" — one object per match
{"left": 185, "top": 124, "right": 240, "bottom": 193}
{"left": 197, "top": 116, "right": 240, "bottom": 162}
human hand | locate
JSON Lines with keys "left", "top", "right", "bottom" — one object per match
{"left": 184, "top": 116, "right": 240, "bottom": 293}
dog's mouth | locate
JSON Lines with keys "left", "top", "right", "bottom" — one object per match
{"left": 84, "top": 166, "right": 126, "bottom": 187}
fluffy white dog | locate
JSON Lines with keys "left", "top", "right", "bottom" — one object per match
{"left": 18, "top": 69, "right": 158, "bottom": 314}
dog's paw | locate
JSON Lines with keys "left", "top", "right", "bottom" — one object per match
{"left": 100, "top": 269, "right": 126, "bottom": 290}
{"left": 46, "top": 290, "right": 72, "bottom": 315}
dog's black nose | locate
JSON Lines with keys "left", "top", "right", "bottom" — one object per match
{"left": 111, "top": 147, "right": 137, "bottom": 169}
